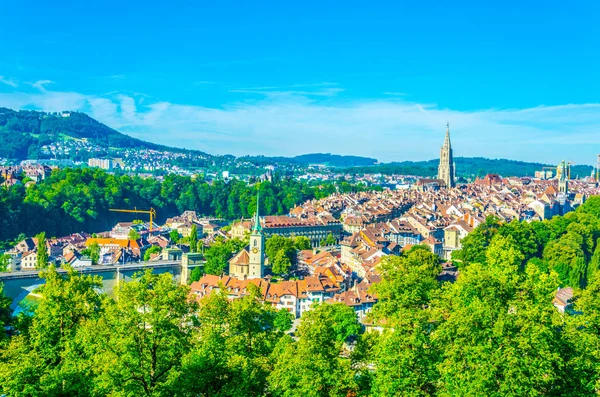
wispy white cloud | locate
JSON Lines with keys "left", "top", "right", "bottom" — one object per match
{"left": 0, "top": 85, "right": 598, "bottom": 165}
{"left": 0, "top": 76, "right": 18, "bottom": 88}
{"left": 30, "top": 80, "right": 54, "bottom": 91}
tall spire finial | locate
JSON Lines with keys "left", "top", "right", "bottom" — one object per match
{"left": 253, "top": 189, "right": 262, "bottom": 233}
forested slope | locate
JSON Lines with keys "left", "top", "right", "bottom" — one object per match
{"left": 0, "top": 168, "right": 371, "bottom": 247}
{"left": 0, "top": 108, "right": 206, "bottom": 160}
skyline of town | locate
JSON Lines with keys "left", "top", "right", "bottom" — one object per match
{"left": 2, "top": 106, "right": 599, "bottom": 169}
{"left": 2, "top": 2, "right": 600, "bottom": 395}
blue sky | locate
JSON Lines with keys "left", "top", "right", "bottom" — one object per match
{"left": 0, "top": 1, "right": 599, "bottom": 164}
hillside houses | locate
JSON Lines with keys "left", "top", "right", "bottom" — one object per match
{"left": 190, "top": 274, "right": 341, "bottom": 319}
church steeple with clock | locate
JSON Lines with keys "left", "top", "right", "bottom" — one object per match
{"left": 248, "top": 191, "right": 265, "bottom": 279}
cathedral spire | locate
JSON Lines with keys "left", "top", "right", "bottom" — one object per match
{"left": 438, "top": 123, "right": 455, "bottom": 188}
{"left": 253, "top": 189, "right": 262, "bottom": 233}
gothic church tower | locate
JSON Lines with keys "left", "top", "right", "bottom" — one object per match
{"left": 438, "top": 123, "right": 455, "bottom": 188}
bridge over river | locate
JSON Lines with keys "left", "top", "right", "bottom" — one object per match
{"left": 0, "top": 260, "right": 204, "bottom": 311}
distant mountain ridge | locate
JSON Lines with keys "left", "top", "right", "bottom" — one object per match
{"left": 240, "top": 153, "right": 378, "bottom": 167}
{"left": 341, "top": 157, "right": 593, "bottom": 179}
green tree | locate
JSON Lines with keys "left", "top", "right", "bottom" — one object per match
{"left": 274, "top": 309, "right": 294, "bottom": 332}
{"left": 143, "top": 245, "right": 162, "bottom": 261}
{"left": 432, "top": 235, "right": 570, "bottom": 396}
{"left": 572, "top": 270, "right": 600, "bottom": 394}
{"left": 324, "top": 233, "right": 336, "bottom": 246}
{"left": 204, "top": 237, "right": 245, "bottom": 275}
{"left": 0, "top": 266, "right": 103, "bottom": 395}
{"left": 266, "top": 235, "right": 295, "bottom": 263}
{"left": 497, "top": 218, "right": 539, "bottom": 263}
{"left": 268, "top": 303, "right": 360, "bottom": 397}
{"left": 0, "top": 283, "right": 12, "bottom": 339}
{"left": 128, "top": 228, "right": 141, "bottom": 240}
{"left": 88, "top": 241, "right": 100, "bottom": 265}
{"left": 453, "top": 216, "right": 501, "bottom": 265}
{"left": 570, "top": 256, "right": 587, "bottom": 289}
{"left": 266, "top": 235, "right": 297, "bottom": 275}
{"left": 189, "top": 266, "right": 203, "bottom": 283}
{"left": 182, "top": 284, "right": 282, "bottom": 396}
{"left": 578, "top": 195, "right": 600, "bottom": 218}
{"left": 371, "top": 246, "right": 440, "bottom": 320}
{"left": 369, "top": 247, "right": 442, "bottom": 396}
{"left": 543, "top": 232, "right": 585, "bottom": 286}
{"left": 0, "top": 254, "right": 11, "bottom": 272}
{"left": 588, "top": 239, "right": 600, "bottom": 283}
{"left": 169, "top": 229, "right": 180, "bottom": 244}
{"left": 35, "top": 231, "right": 48, "bottom": 269}
{"left": 86, "top": 271, "right": 198, "bottom": 396}
{"left": 294, "top": 236, "right": 312, "bottom": 250}
{"left": 272, "top": 249, "right": 292, "bottom": 275}
{"left": 189, "top": 224, "right": 198, "bottom": 253}
{"left": 485, "top": 233, "right": 524, "bottom": 269}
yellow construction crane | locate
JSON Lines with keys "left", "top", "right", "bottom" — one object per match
{"left": 109, "top": 207, "right": 157, "bottom": 232}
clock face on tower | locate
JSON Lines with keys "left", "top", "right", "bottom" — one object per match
{"left": 252, "top": 248, "right": 259, "bottom": 254}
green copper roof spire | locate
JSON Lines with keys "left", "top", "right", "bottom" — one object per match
{"left": 253, "top": 189, "right": 262, "bottom": 233}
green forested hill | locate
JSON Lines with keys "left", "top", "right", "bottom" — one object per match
{"left": 0, "top": 108, "right": 207, "bottom": 160}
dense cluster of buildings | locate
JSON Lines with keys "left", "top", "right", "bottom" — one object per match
{"left": 4, "top": 124, "right": 600, "bottom": 324}
{"left": 193, "top": 195, "right": 381, "bottom": 320}
{"left": 192, "top": 125, "right": 600, "bottom": 323}
{"left": 41, "top": 139, "right": 105, "bottom": 159}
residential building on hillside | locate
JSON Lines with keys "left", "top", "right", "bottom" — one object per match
{"left": 88, "top": 158, "right": 114, "bottom": 170}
